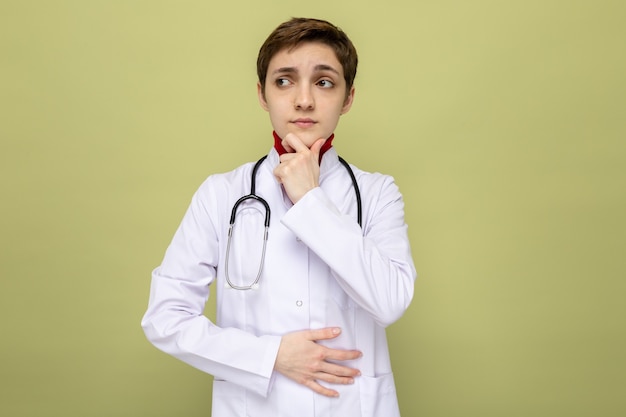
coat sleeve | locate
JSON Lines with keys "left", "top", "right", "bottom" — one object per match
{"left": 281, "top": 174, "right": 416, "bottom": 327}
{"left": 141, "top": 178, "right": 281, "bottom": 398}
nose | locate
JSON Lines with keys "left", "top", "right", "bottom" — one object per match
{"left": 294, "top": 85, "right": 314, "bottom": 110}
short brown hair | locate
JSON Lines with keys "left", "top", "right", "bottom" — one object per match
{"left": 257, "top": 18, "right": 358, "bottom": 96}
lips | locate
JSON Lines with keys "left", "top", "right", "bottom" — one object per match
{"left": 291, "top": 118, "right": 317, "bottom": 128}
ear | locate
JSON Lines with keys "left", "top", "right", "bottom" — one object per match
{"left": 257, "top": 82, "right": 269, "bottom": 111}
{"left": 341, "top": 86, "right": 355, "bottom": 115}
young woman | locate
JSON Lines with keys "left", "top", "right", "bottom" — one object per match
{"left": 142, "top": 17, "right": 416, "bottom": 417}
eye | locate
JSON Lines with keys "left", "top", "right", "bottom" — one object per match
{"left": 275, "top": 78, "right": 291, "bottom": 87}
{"left": 317, "top": 79, "right": 335, "bottom": 88}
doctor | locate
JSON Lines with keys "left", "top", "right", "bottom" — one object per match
{"left": 142, "top": 17, "right": 417, "bottom": 417}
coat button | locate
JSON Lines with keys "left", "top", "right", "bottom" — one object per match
{"left": 296, "top": 300, "right": 303, "bottom": 307}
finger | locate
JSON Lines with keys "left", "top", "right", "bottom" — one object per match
{"left": 324, "top": 347, "right": 363, "bottom": 362}
{"left": 281, "top": 138, "right": 295, "bottom": 153}
{"left": 282, "top": 133, "right": 310, "bottom": 153}
{"left": 278, "top": 152, "right": 296, "bottom": 163}
{"left": 306, "top": 327, "right": 343, "bottom": 341}
{"left": 319, "top": 362, "right": 361, "bottom": 378}
{"left": 314, "top": 371, "right": 356, "bottom": 386}
{"left": 303, "top": 380, "right": 340, "bottom": 398}
{"left": 310, "top": 138, "right": 326, "bottom": 160}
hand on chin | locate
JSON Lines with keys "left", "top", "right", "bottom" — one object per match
{"left": 282, "top": 130, "right": 325, "bottom": 152}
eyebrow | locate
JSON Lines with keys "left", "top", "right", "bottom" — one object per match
{"left": 272, "top": 64, "right": 341, "bottom": 76}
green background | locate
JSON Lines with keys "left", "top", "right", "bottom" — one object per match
{"left": 1, "top": 0, "right": 624, "bottom": 416}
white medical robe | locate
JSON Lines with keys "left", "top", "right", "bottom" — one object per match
{"left": 142, "top": 147, "right": 416, "bottom": 416}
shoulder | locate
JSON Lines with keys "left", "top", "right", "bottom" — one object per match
{"left": 345, "top": 161, "right": 402, "bottom": 198}
{"left": 186, "top": 160, "right": 259, "bottom": 216}
{"left": 196, "top": 160, "right": 256, "bottom": 193}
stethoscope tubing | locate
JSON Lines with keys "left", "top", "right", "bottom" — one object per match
{"left": 338, "top": 156, "right": 362, "bottom": 228}
{"left": 225, "top": 154, "right": 361, "bottom": 290}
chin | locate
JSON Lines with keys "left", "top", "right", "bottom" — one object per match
{"left": 281, "top": 130, "right": 322, "bottom": 149}
{"left": 303, "top": 136, "right": 326, "bottom": 149}
{"left": 302, "top": 130, "right": 332, "bottom": 144}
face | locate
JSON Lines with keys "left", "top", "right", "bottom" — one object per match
{"left": 258, "top": 42, "right": 355, "bottom": 148}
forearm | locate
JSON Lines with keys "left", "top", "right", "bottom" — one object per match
{"left": 141, "top": 270, "right": 281, "bottom": 397}
{"left": 281, "top": 184, "right": 416, "bottom": 327}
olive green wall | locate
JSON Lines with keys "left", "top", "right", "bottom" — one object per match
{"left": 1, "top": 1, "right": 624, "bottom": 416}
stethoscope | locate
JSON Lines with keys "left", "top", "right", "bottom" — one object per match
{"left": 225, "top": 154, "right": 362, "bottom": 290}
